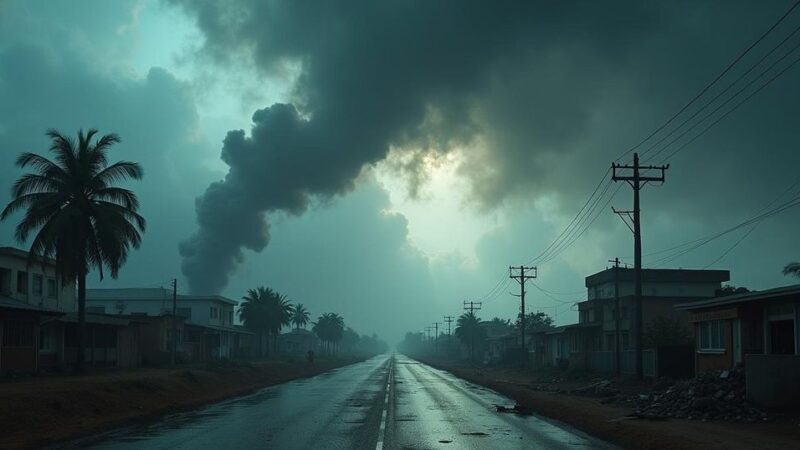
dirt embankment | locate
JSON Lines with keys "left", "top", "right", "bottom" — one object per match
{"left": 0, "top": 357, "right": 364, "bottom": 449}
{"left": 418, "top": 358, "right": 800, "bottom": 450}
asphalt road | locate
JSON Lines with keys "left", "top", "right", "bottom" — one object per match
{"left": 85, "top": 354, "right": 614, "bottom": 449}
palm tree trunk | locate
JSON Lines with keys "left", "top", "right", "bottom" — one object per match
{"left": 76, "top": 272, "right": 86, "bottom": 373}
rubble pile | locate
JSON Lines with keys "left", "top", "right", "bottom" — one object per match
{"left": 628, "top": 368, "right": 769, "bottom": 422}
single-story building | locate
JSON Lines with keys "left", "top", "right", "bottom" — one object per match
{"left": 676, "top": 284, "right": 800, "bottom": 407}
{"left": 1, "top": 295, "right": 63, "bottom": 374}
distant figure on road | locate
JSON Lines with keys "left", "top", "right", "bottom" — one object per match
{"left": 307, "top": 349, "right": 315, "bottom": 366}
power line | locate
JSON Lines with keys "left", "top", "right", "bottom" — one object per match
{"left": 615, "top": 0, "right": 800, "bottom": 163}
{"left": 641, "top": 22, "right": 800, "bottom": 163}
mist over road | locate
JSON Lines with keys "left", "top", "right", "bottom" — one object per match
{"left": 86, "top": 355, "right": 612, "bottom": 449}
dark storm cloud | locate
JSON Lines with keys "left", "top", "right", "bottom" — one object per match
{"left": 173, "top": 0, "right": 674, "bottom": 293}
{"left": 0, "top": 37, "right": 217, "bottom": 289}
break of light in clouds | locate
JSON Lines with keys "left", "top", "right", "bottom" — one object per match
{"left": 1, "top": 0, "right": 799, "bottom": 343}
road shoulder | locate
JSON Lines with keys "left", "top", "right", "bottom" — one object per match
{"left": 0, "top": 357, "right": 365, "bottom": 449}
{"left": 418, "top": 357, "right": 800, "bottom": 450}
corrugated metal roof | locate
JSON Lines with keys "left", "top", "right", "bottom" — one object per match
{"left": 60, "top": 312, "right": 132, "bottom": 326}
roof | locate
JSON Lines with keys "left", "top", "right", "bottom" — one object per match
{"left": 585, "top": 268, "right": 730, "bottom": 287}
{"left": 0, "top": 294, "right": 64, "bottom": 315}
{"left": 675, "top": 284, "right": 800, "bottom": 311}
{"left": 281, "top": 328, "right": 314, "bottom": 336}
{"left": 185, "top": 323, "right": 254, "bottom": 335}
{"left": 87, "top": 288, "right": 238, "bottom": 305}
{"left": 60, "top": 312, "right": 132, "bottom": 326}
{"left": 0, "top": 246, "right": 57, "bottom": 266}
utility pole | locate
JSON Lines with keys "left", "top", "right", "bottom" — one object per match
{"left": 463, "top": 301, "right": 482, "bottom": 314}
{"left": 612, "top": 152, "right": 668, "bottom": 379}
{"left": 443, "top": 316, "right": 454, "bottom": 336}
{"left": 171, "top": 278, "right": 178, "bottom": 365}
{"left": 609, "top": 258, "right": 622, "bottom": 377}
{"left": 509, "top": 266, "right": 536, "bottom": 363}
{"left": 433, "top": 322, "right": 440, "bottom": 354}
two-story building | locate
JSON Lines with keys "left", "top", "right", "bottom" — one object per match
{"left": 532, "top": 267, "right": 729, "bottom": 376}
{"left": 0, "top": 247, "right": 75, "bottom": 373}
{"left": 86, "top": 288, "right": 252, "bottom": 361}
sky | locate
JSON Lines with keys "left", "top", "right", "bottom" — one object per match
{"left": 1, "top": 0, "right": 799, "bottom": 344}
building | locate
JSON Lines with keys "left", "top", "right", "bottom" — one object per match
{"left": 531, "top": 267, "right": 729, "bottom": 376}
{"left": 279, "top": 328, "right": 318, "bottom": 354}
{"left": 86, "top": 288, "right": 252, "bottom": 361}
{"left": 583, "top": 267, "right": 730, "bottom": 353}
{"left": 675, "top": 284, "right": 800, "bottom": 407}
{"left": 0, "top": 247, "right": 74, "bottom": 373}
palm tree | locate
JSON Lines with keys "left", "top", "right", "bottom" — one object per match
{"left": 265, "top": 290, "right": 292, "bottom": 353}
{"left": 291, "top": 303, "right": 310, "bottom": 331}
{"left": 239, "top": 288, "right": 271, "bottom": 356}
{"left": 1, "top": 129, "right": 144, "bottom": 372}
{"left": 455, "top": 311, "right": 486, "bottom": 361}
{"left": 313, "top": 313, "right": 345, "bottom": 354}
{"left": 783, "top": 262, "right": 800, "bottom": 278}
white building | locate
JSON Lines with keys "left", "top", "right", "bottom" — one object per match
{"left": 86, "top": 288, "right": 251, "bottom": 360}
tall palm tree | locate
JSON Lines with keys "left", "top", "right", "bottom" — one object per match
{"left": 1, "top": 129, "right": 144, "bottom": 372}
{"left": 783, "top": 262, "right": 800, "bottom": 278}
{"left": 239, "top": 288, "right": 271, "bottom": 356}
{"left": 291, "top": 303, "right": 310, "bottom": 331}
{"left": 265, "top": 290, "right": 292, "bottom": 353}
{"left": 455, "top": 311, "right": 486, "bottom": 361}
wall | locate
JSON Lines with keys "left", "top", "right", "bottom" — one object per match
{"left": 746, "top": 354, "right": 800, "bottom": 408}
{"left": 0, "top": 252, "right": 76, "bottom": 312}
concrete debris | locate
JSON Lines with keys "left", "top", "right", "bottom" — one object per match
{"left": 613, "top": 368, "right": 769, "bottom": 422}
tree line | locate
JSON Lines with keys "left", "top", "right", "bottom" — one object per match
{"left": 238, "top": 285, "right": 387, "bottom": 356}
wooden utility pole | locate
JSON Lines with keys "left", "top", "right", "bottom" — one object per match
{"left": 443, "top": 316, "right": 454, "bottom": 336}
{"left": 463, "top": 301, "right": 482, "bottom": 314}
{"left": 612, "top": 153, "right": 668, "bottom": 379}
{"left": 171, "top": 278, "right": 178, "bottom": 365}
{"left": 609, "top": 258, "right": 622, "bottom": 376}
{"left": 509, "top": 266, "right": 536, "bottom": 362}
{"left": 433, "top": 322, "right": 440, "bottom": 354}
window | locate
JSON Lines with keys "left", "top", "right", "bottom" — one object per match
{"left": 621, "top": 306, "right": 629, "bottom": 319}
{"left": 210, "top": 307, "right": 217, "bottom": 319}
{"left": 698, "top": 320, "right": 726, "bottom": 351}
{"left": 2, "top": 320, "right": 34, "bottom": 347}
{"left": 32, "top": 274, "right": 43, "bottom": 296}
{"left": 87, "top": 306, "right": 105, "bottom": 313}
{"left": 16, "top": 271, "right": 28, "bottom": 294}
{"left": 47, "top": 278, "right": 57, "bottom": 298}
{"left": 622, "top": 333, "right": 630, "bottom": 349}
{"left": 228, "top": 311, "right": 233, "bottom": 324}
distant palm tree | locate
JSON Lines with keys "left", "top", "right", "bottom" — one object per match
{"left": 239, "top": 288, "right": 271, "bottom": 356}
{"left": 783, "top": 262, "right": 800, "bottom": 278}
{"left": 313, "top": 313, "right": 345, "bottom": 354}
{"left": 455, "top": 311, "right": 486, "bottom": 361}
{"left": 1, "top": 129, "right": 145, "bottom": 372}
{"left": 291, "top": 303, "right": 311, "bottom": 330}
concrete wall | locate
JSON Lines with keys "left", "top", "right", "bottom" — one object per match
{"left": 746, "top": 354, "right": 800, "bottom": 408}
{"left": 0, "top": 253, "right": 76, "bottom": 312}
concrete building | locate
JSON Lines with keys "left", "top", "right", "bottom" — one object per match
{"left": 530, "top": 267, "right": 729, "bottom": 376}
{"left": 0, "top": 247, "right": 73, "bottom": 373}
{"left": 86, "top": 288, "right": 252, "bottom": 361}
{"left": 675, "top": 284, "right": 800, "bottom": 407}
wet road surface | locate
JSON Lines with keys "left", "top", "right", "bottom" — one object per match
{"left": 84, "top": 354, "right": 614, "bottom": 449}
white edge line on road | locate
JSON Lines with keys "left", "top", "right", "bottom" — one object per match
{"left": 375, "top": 356, "right": 393, "bottom": 450}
